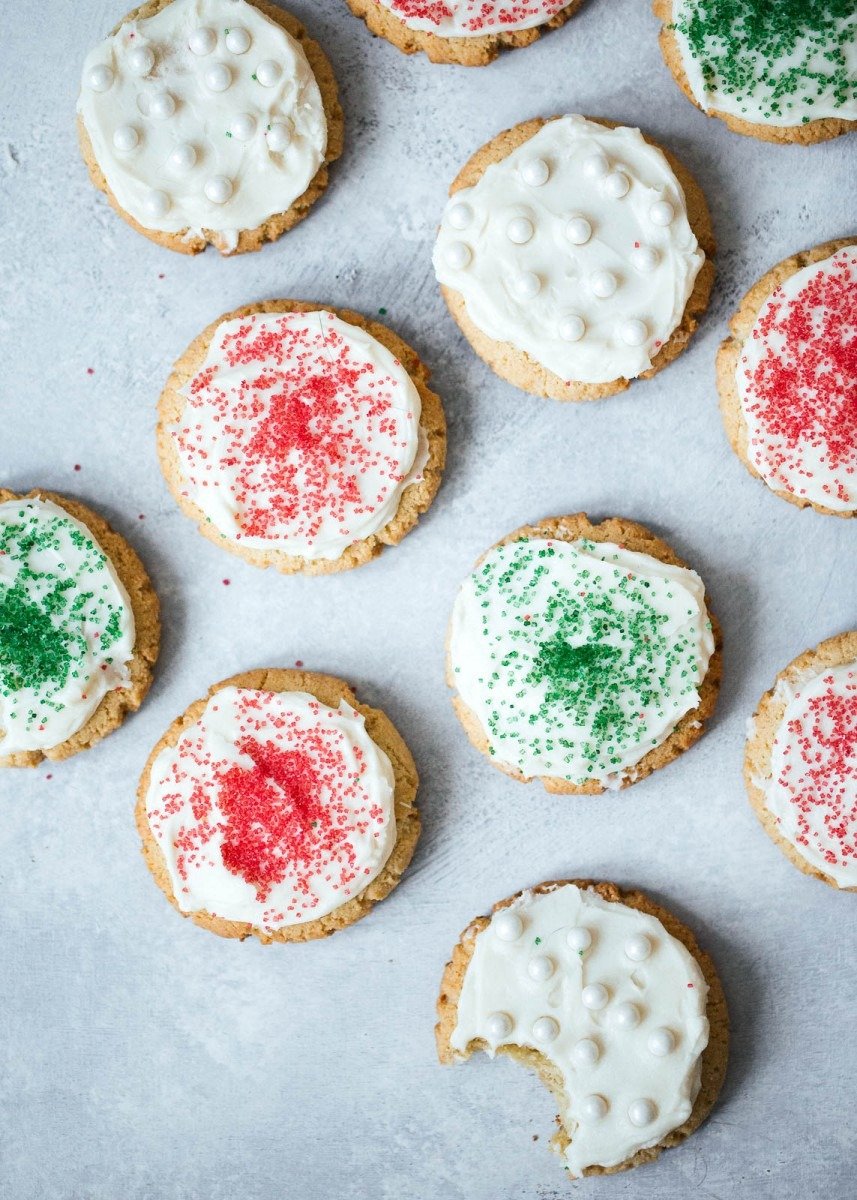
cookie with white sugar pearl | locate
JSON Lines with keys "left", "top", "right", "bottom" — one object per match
{"left": 343, "top": 0, "right": 585, "bottom": 67}
{"left": 717, "top": 238, "right": 857, "bottom": 518}
{"left": 745, "top": 631, "right": 857, "bottom": 892}
{"left": 447, "top": 513, "right": 721, "bottom": 794}
{"left": 136, "top": 668, "right": 420, "bottom": 943}
{"left": 434, "top": 114, "right": 715, "bottom": 401}
{"left": 157, "top": 300, "right": 446, "bottom": 574}
{"left": 436, "top": 880, "right": 729, "bottom": 1179}
{"left": 77, "top": 0, "right": 343, "bottom": 255}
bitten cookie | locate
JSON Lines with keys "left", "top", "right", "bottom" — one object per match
{"left": 0, "top": 490, "right": 160, "bottom": 767}
{"left": 717, "top": 239, "right": 857, "bottom": 517}
{"left": 436, "top": 880, "right": 729, "bottom": 1178}
{"left": 158, "top": 301, "right": 446, "bottom": 573}
{"left": 343, "top": 0, "right": 584, "bottom": 66}
{"left": 77, "top": 0, "right": 344, "bottom": 255}
{"left": 136, "top": 669, "right": 421, "bottom": 942}
{"left": 433, "top": 115, "right": 715, "bottom": 401}
{"left": 447, "top": 514, "right": 721, "bottom": 793}
{"left": 655, "top": 0, "right": 857, "bottom": 144}
{"left": 745, "top": 632, "right": 857, "bottom": 891}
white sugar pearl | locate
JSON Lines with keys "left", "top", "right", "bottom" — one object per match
{"left": 513, "top": 271, "right": 541, "bottom": 300}
{"left": 528, "top": 955, "right": 555, "bottom": 982}
{"left": 631, "top": 245, "right": 660, "bottom": 273}
{"left": 582, "top": 983, "right": 609, "bottom": 1010}
{"left": 255, "top": 59, "right": 281, "bottom": 87}
{"left": 650, "top": 200, "right": 675, "bottom": 226}
{"left": 149, "top": 91, "right": 176, "bottom": 120}
{"left": 532, "top": 1016, "right": 559, "bottom": 1043}
{"left": 189, "top": 27, "right": 216, "bottom": 56}
{"left": 486, "top": 1012, "right": 513, "bottom": 1040}
{"left": 648, "top": 1028, "right": 675, "bottom": 1057}
{"left": 507, "top": 216, "right": 534, "bottom": 245}
{"left": 565, "top": 216, "right": 591, "bottom": 245}
{"left": 573, "top": 1038, "right": 600, "bottom": 1066}
{"left": 604, "top": 171, "right": 630, "bottom": 198}
{"left": 628, "top": 1099, "right": 657, "bottom": 1127}
{"left": 88, "top": 65, "right": 114, "bottom": 92}
{"left": 169, "top": 143, "right": 197, "bottom": 171}
{"left": 112, "top": 124, "right": 139, "bottom": 152}
{"left": 204, "top": 175, "right": 233, "bottom": 204}
{"left": 445, "top": 241, "right": 471, "bottom": 270}
{"left": 144, "top": 189, "right": 170, "bottom": 218}
{"left": 266, "top": 121, "right": 293, "bottom": 152}
{"left": 590, "top": 270, "right": 617, "bottom": 298}
{"left": 447, "top": 202, "right": 472, "bottom": 230}
{"left": 583, "top": 152, "right": 609, "bottom": 178}
{"left": 520, "top": 157, "right": 549, "bottom": 187}
{"left": 566, "top": 927, "right": 591, "bottom": 952}
{"left": 625, "top": 933, "right": 652, "bottom": 961}
{"left": 581, "top": 1095, "right": 608, "bottom": 1121}
{"left": 612, "top": 1002, "right": 641, "bottom": 1030}
{"left": 225, "top": 27, "right": 251, "bottom": 54}
{"left": 493, "top": 911, "right": 523, "bottom": 942}
{"left": 559, "top": 315, "right": 586, "bottom": 343}
{"left": 620, "top": 319, "right": 648, "bottom": 347}
{"left": 204, "top": 63, "right": 232, "bottom": 92}
{"left": 127, "top": 46, "right": 154, "bottom": 76}
{"left": 230, "top": 113, "right": 256, "bottom": 141}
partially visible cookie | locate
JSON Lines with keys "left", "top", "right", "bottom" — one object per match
{"left": 717, "top": 239, "right": 857, "bottom": 517}
{"left": 655, "top": 0, "right": 857, "bottom": 144}
{"left": 0, "top": 490, "right": 159, "bottom": 767}
{"left": 77, "top": 0, "right": 344, "bottom": 255}
{"left": 436, "top": 880, "right": 729, "bottom": 1178}
{"left": 447, "top": 513, "right": 721, "bottom": 793}
{"left": 158, "top": 300, "right": 446, "bottom": 574}
{"left": 434, "top": 115, "right": 714, "bottom": 401}
{"left": 136, "top": 669, "right": 421, "bottom": 942}
{"left": 745, "top": 632, "right": 857, "bottom": 892}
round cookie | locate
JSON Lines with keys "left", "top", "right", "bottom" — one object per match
{"left": 436, "top": 880, "right": 729, "bottom": 1179}
{"left": 136, "top": 668, "right": 421, "bottom": 942}
{"left": 717, "top": 239, "right": 857, "bottom": 518}
{"left": 77, "top": 0, "right": 344, "bottom": 255}
{"left": 0, "top": 490, "right": 159, "bottom": 767}
{"left": 343, "top": 0, "right": 584, "bottom": 67}
{"left": 745, "top": 632, "right": 857, "bottom": 891}
{"left": 433, "top": 115, "right": 715, "bottom": 401}
{"left": 655, "top": 0, "right": 857, "bottom": 144}
{"left": 447, "top": 514, "right": 721, "bottom": 793}
{"left": 158, "top": 301, "right": 446, "bottom": 574}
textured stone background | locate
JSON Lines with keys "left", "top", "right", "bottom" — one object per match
{"left": 0, "top": 1, "right": 854, "bottom": 1197}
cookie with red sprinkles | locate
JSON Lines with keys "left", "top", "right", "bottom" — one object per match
{"left": 342, "top": 0, "right": 585, "bottom": 66}
{"left": 745, "top": 632, "right": 857, "bottom": 892}
{"left": 158, "top": 301, "right": 446, "bottom": 574}
{"left": 136, "top": 668, "right": 420, "bottom": 942}
{"left": 718, "top": 239, "right": 857, "bottom": 517}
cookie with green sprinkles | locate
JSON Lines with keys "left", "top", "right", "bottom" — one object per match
{"left": 655, "top": 0, "right": 857, "bottom": 144}
{"left": 447, "top": 514, "right": 721, "bottom": 794}
{"left": 0, "top": 490, "right": 160, "bottom": 767}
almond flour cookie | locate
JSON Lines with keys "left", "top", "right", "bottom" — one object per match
{"left": 77, "top": 0, "right": 344, "bottom": 255}
{"left": 718, "top": 240, "right": 857, "bottom": 517}
{"left": 343, "top": 0, "right": 584, "bottom": 66}
{"left": 158, "top": 301, "right": 446, "bottom": 574}
{"left": 745, "top": 632, "right": 857, "bottom": 891}
{"left": 447, "top": 514, "right": 721, "bottom": 793}
{"left": 137, "top": 669, "right": 421, "bottom": 942}
{"left": 436, "top": 880, "right": 729, "bottom": 1178}
{"left": 434, "top": 115, "right": 715, "bottom": 401}
{"left": 0, "top": 490, "right": 159, "bottom": 767}
{"left": 655, "top": 0, "right": 857, "bottom": 144}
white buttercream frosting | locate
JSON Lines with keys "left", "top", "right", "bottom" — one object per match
{"left": 374, "top": 0, "right": 568, "bottom": 37}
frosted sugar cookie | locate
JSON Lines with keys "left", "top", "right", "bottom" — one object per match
{"left": 77, "top": 0, "right": 343, "bottom": 254}
{"left": 158, "top": 301, "right": 446, "bottom": 573}
{"left": 433, "top": 115, "right": 714, "bottom": 401}
{"left": 436, "top": 880, "right": 729, "bottom": 1178}
{"left": 718, "top": 240, "right": 857, "bottom": 517}
{"left": 745, "top": 632, "right": 857, "bottom": 891}
{"left": 0, "top": 490, "right": 159, "bottom": 767}
{"left": 655, "top": 0, "right": 857, "bottom": 144}
{"left": 447, "top": 514, "right": 721, "bottom": 792}
{"left": 343, "top": 0, "right": 584, "bottom": 66}
{"left": 137, "top": 669, "right": 420, "bottom": 941}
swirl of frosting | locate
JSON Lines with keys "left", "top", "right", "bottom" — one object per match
{"left": 373, "top": 0, "right": 568, "bottom": 37}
